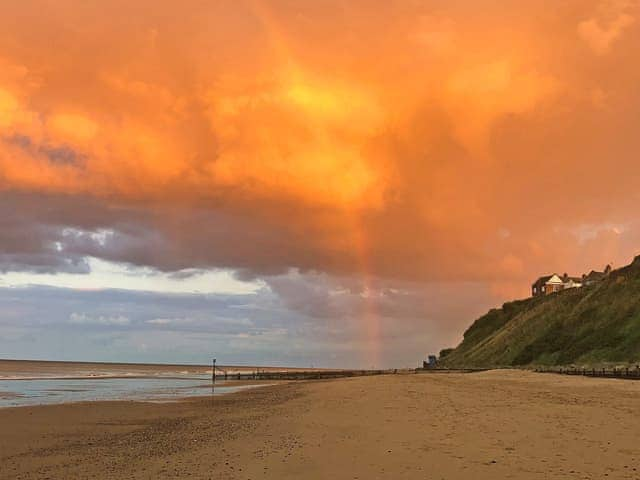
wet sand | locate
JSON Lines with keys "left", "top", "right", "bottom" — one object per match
{"left": 2, "top": 370, "right": 640, "bottom": 479}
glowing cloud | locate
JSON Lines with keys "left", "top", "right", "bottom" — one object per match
{"left": 0, "top": 0, "right": 639, "bottom": 292}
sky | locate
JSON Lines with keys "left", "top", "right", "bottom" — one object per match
{"left": 1, "top": 0, "right": 639, "bottom": 368}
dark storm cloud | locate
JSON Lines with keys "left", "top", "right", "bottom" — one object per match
{"left": 0, "top": 193, "right": 147, "bottom": 273}
{"left": 5, "top": 134, "right": 84, "bottom": 166}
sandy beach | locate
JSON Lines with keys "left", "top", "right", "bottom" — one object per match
{"left": 2, "top": 370, "right": 640, "bottom": 479}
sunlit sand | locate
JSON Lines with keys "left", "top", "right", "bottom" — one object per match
{"left": 2, "top": 370, "right": 639, "bottom": 479}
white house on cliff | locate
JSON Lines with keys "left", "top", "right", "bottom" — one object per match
{"left": 531, "top": 265, "right": 611, "bottom": 297}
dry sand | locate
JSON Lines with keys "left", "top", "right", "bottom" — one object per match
{"left": 1, "top": 370, "right": 640, "bottom": 479}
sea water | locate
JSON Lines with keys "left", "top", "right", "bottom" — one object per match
{"left": 0, "top": 374, "right": 263, "bottom": 408}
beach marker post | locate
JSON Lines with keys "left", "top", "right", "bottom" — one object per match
{"left": 212, "top": 358, "right": 216, "bottom": 384}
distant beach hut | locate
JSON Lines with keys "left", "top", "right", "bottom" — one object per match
{"left": 423, "top": 355, "right": 437, "bottom": 369}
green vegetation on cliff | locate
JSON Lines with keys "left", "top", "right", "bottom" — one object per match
{"left": 442, "top": 256, "right": 640, "bottom": 368}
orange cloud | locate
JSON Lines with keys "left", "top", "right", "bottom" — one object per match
{"left": 1, "top": 0, "right": 640, "bottom": 300}
{"left": 205, "top": 72, "right": 388, "bottom": 207}
{"left": 578, "top": 0, "right": 636, "bottom": 55}
{"left": 47, "top": 113, "right": 98, "bottom": 144}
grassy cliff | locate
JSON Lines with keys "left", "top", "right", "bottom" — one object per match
{"left": 441, "top": 256, "right": 640, "bottom": 368}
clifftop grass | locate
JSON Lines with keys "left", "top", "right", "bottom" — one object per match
{"left": 441, "top": 256, "right": 640, "bottom": 368}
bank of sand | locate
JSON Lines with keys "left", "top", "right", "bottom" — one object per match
{"left": 2, "top": 370, "right": 640, "bottom": 479}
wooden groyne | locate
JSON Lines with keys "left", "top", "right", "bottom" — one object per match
{"left": 535, "top": 366, "right": 640, "bottom": 380}
{"left": 213, "top": 369, "right": 394, "bottom": 381}
{"left": 414, "top": 368, "right": 488, "bottom": 374}
{"left": 213, "top": 367, "right": 493, "bottom": 382}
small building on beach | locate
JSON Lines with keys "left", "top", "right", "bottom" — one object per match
{"left": 422, "top": 355, "right": 438, "bottom": 369}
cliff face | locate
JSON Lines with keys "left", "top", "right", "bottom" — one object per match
{"left": 441, "top": 256, "right": 640, "bottom": 368}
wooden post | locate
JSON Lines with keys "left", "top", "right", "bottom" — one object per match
{"left": 212, "top": 358, "right": 216, "bottom": 384}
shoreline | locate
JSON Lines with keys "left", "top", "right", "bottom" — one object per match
{"left": 3, "top": 370, "right": 640, "bottom": 479}
{"left": 0, "top": 360, "right": 394, "bottom": 409}
{"left": 1, "top": 374, "right": 215, "bottom": 381}
{"left": 0, "top": 358, "right": 325, "bottom": 382}
{"left": 0, "top": 386, "right": 279, "bottom": 411}
{"left": 0, "top": 376, "right": 278, "bottom": 409}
